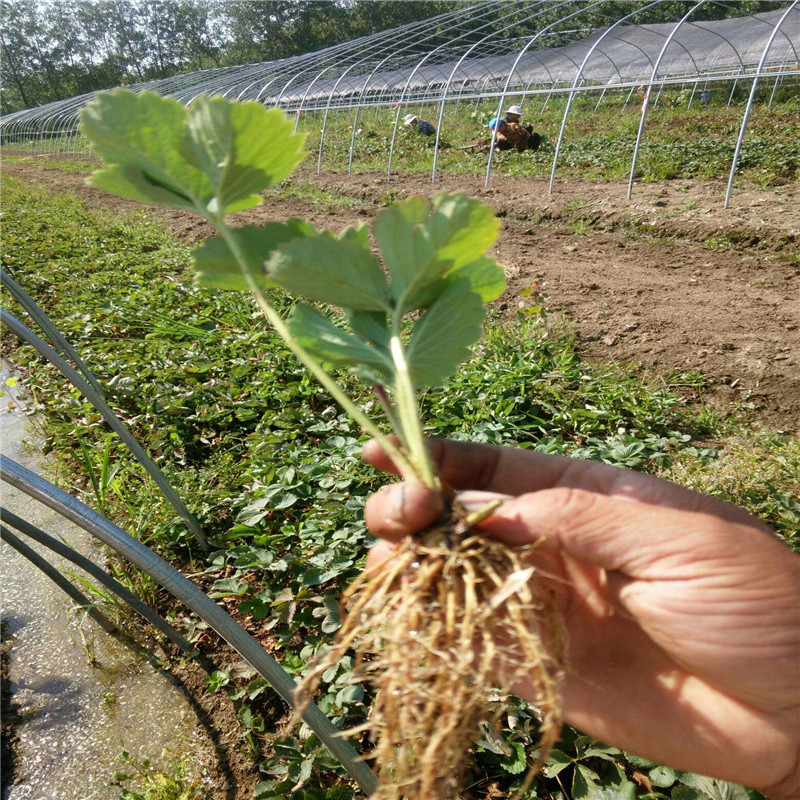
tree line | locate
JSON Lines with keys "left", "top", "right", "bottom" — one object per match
{"left": 1, "top": 0, "right": 785, "bottom": 114}
{"left": 0, "top": 0, "right": 462, "bottom": 113}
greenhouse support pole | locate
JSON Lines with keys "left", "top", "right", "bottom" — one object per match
{"left": 0, "top": 455, "right": 379, "bottom": 797}
{"left": 622, "top": 79, "right": 640, "bottom": 110}
{"left": 317, "top": 62, "right": 365, "bottom": 175}
{"left": 653, "top": 81, "right": 666, "bottom": 107}
{"left": 0, "top": 309, "right": 208, "bottom": 552}
{"left": 486, "top": 0, "right": 600, "bottom": 188}
{"left": 291, "top": 66, "right": 337, "bottom": 133}
{"left": 345, "top": 1, "right": 489, "bottom": 176}
{"left": 593, "top": 86, "right": 607, "bottom": 111}
{"left": 687, "top": 76, "right": 700, "bottom": 108}
{"left": 768, "top": 69, "right": 783, "bottom": 107}
{"left": 725, "top": 1, "right": 798, "bottom": 208}
{"left": 0, "top": 267, "right": 106, "bottom": 398}
{"left": 727, "top": 66, "right": 742, "bottom": 107}
{"left": 550, "top": 0, "right": 664, "bottom": 196}
{"left": 388, "top": 53, "right": 434, "bottom": 179}
{"left": 1, "top": 506, "right": 194, "bottom": 654}
{"left": 1, "top": 524, "right": 118, "bottom": 634}
{"left": 388, "top": 0, "right": 510, "bottom": 179}
{"left": 628, "top": 0, "right": 709, "bottom": 200}
{"left": 429, "top": 0, "right": 548, "bottom": 183}
{"left": 540, "top": 79, "right": 558, "bottom": 112}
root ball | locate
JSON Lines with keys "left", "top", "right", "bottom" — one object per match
{"left": 295, "top": 510, "right": 566, "bottom": 799}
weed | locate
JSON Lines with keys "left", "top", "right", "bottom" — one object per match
{"left": 112, "top": 747, "right": 207, "bottom": 800}
{"left": 567, "top": 217, "right": 591, "bottom": 235}
{"left": 564, "top": 196, "right": 589, "bottom": 211}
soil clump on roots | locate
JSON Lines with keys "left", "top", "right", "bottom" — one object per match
{"left": 296, "top": 503, "right": 566, "bottom": 800}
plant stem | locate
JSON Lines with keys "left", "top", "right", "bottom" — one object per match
{"left": 373, "top": 384, "right": 405, "bottom": 447}
{"left": 389, "top": 325, "right": 437, "bottom": 490}
{"left": 215, "top": 221, "right": 419, "bottom": 482}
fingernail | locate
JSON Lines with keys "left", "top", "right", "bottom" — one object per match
{"left": 457, "top": 490, "right": 510, "bottom": 511}
{"left": 383, "top": 484, "right": 407, "bottom": 523}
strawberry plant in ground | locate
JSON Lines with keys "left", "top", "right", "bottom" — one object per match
{"left": 2, "top": 173, "right": 794, "bottom": 800}
{"left": 307, "top": 91, "right": 800, "bottom": 185}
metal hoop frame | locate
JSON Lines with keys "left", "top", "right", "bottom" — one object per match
{"left": 2, "top": 1, "right": 797, "bottom": 208}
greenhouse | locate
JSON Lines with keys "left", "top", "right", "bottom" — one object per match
{"left": 1, "top": 0, "right": 798, "bottom": 206}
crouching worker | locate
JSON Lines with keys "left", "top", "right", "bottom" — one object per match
{"left": 490, "top": 117, "right": 541, "bottom": 152}
{"left": 504, "top": 104, "right": 542, "bottom": 152}
{"left": 403, "top": 114, "right": 436, "bottom": 136}
{"left": 459, "top": 117, "right": 541, "bottom": 153}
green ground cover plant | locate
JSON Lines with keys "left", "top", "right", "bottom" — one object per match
{"left": 304, "top": 90, "right": 800, "bottom": 185}
{"left": 5, "top": 85, "right": 798, "bottom": 188}
{"left": 1, "top": 125, "right": 793, "bottom": 798}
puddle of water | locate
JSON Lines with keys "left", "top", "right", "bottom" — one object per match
{"left": 1, "top": 364, "right": 217, "bottom": 799}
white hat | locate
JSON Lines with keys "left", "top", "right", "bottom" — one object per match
{"left": 505, "top": 105, "right": 523, "bottom": 116}
{"left": 402, "top": 114, "right": 418, "bottom": 126}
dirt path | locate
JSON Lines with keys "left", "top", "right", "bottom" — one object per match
{"left": 4, "top": 161, "right": 799, "bottom": 429}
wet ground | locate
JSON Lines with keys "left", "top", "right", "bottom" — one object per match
{"left": 1, "top": 363, "right": 217, "bottom": 800}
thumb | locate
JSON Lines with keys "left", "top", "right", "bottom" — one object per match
{"left": 460, "top": 487, "right": 734, "bottom": 578}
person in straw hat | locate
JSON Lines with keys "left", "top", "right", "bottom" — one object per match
{"left": 503, "top": 105, "right": 542, "bottom": 152}
{"left": 505, "top": 104, "right": 525, "bottom": 124}
{"left": 402, "top": 113, "right": 436, "bottom": 136}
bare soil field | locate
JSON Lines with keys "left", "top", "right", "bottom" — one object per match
{"left": 5, "top": 161, "right": 799, "bottom": 429}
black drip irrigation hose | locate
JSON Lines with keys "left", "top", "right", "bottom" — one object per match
{"left": 0, "top": 454, "right": 379, "bottom": 796}
{"left": 0, "top": 267, "right": 106, "bottom": 398}
{"left": 0, "top": 507, "right": 194, "bottom": 654}
{"left": 0, "top": 308, "right": 208, "bottom": 552}
{"left": 1, "top": 524, "right": 118, "bottom": 634}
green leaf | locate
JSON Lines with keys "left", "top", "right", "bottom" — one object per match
{"left": 335, "top": 684, "right": 364, "bottom": 705}
{"left": 269, "top": 236, "right": 390, "bottom": 311}
{"left": 500, "top": 741, "right": 528, "bottom": 775}
{"left": 671, "top": 789, "right": 705, "bottom": 800}
{"left": 573, "top": 764, "right": 601, "bottom": 799}
{"left": 406, "top": 281, "right": 485, "bottom": 388}
{"left": 287, "top": 304, "right": 393, "bottom": 380}
{"left": 585, "top": 789, "right": 636, "bottom": 800}
{"left": 680, "top": 776, "right": 749, "bottom": 800}
{"left": 239, "top": 597, "right": 272, "bottom": 620}
{"left": 544, "top": 748, "right": 573, "bottom": 778}
{"left": 254, "top": 781, "right": 279, "bottom": 799}
{"left": 81, "top": 90, "right": 305, "bottom": 218}
{"left": 372, "top": 196, "right": 434, "bottom": 299}
{"left": 82, "top": 91, "right": 206, "bottom": 211}
{"left": 210, "top": 577, "right": 249, "bottom": 597}
{"left": 372, "top": 193, "right": 504, "bottom": 313}
{"left": 347, "top": 310, "right": 391, "bottom": 349}
{"left": 624, "top": 753, "right": 657, "bottom": 770}
{"left": 649, "top": 766, "right": 678, "bottom": 788}
{"left": 339, "top": 223, "right": 371, "bottom": 249}
{"left": 598, "top": 763, "right": 637, "bottom": 799}
{"left": 398, "top": 194, "right": 504, "bottom": 309}
{"left": 185, "top": 95, "right": 306, "bottom": 214}
{"left": 193, "top": 219, "right": 314, "bottom": 290}
{"left": 429, "top": 192, "right": 501, "bottom": 271}
{"left": 454, "top": 255, "right": 507, "bottom": 304}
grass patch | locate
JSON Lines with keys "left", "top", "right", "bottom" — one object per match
{"left": 2, "top": 153, "right": 95, "bottom": 174}
{"left": 6, "top": 89, "right": 797, "bottom": 189}
{"left": 299, "top": 91, "right": 799, "bottom": 187}
{"left": 2, "top": 175, "right": 791, "bottom": 798}
{"left": 268, "top": 179, "right": 369, "bottom": 210}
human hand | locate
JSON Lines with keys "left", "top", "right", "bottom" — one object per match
{"left": 362, "top": 438, "right": 800, "bottom": 798}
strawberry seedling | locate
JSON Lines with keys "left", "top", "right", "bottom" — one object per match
{"left": 80, "top": 90, "right": 564, "bottom": 800}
